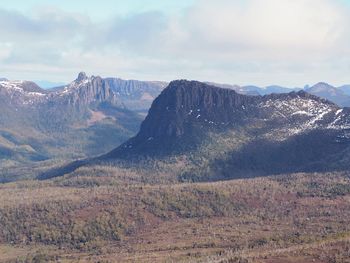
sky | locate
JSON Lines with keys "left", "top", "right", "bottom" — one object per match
{"left": 0, "top": 0, "right": 349, "bottom": 87}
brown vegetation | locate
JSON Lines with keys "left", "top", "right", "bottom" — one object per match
{"left": 0, "top": 170, "right": 350, "bottom": 262}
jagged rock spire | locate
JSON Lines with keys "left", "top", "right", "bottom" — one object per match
{"left": 76, "top": 72, "right": 88, "bottom": 82}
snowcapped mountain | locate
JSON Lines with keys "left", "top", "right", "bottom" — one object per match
{"left": 0, "top": 73, "right": 164, "bottom": 180}
{"left": 0, "top": 72, "right": 166, "bottom": 112}
{"left": 48, "top": 72, "right": 167, "bottom": 111}
{"left": 0, "top": 80, "right": 47, "bottom": 105}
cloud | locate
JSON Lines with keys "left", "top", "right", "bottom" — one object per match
{"left": 0, "top": 0, "right": 349, "bottom": 86}
{"left": 0, "top": 8, "right": 87, "bottom": 41}
{"left": 158, "top": 0, "right": 350, "bottom": 85}
{"left": 188, "top": 0, "right": 349, "bottom": 56}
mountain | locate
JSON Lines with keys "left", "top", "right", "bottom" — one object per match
{"left": 105, "top": 80, "right": 347, "bottom": 158}
{"left": 49, "top": 80, "right": 350, "bottom": 181}
{"left": 0, "top": 72, "right": 123, "bottom": 134}
{"left": 305, "top": 82, "right": 350, "bottom": 107}
{"left": 0, "top": 73, "right": 151, "bottom": 181}
{"left": 50, "top": 75, "right": 167, "bottom": 112}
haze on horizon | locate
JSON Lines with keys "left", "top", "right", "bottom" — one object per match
{"left": 0, "top": 0, "right": 350, "bottom": 87}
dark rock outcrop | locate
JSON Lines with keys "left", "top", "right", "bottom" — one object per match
{"left": 136, "top": 80, "right": 259, "bottom": 138}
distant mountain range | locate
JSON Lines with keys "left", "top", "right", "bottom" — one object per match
{"left": 208, "top": 82, "right": 350, "bottom": 107}
{"left": 4, "top": 74, "right": 350, "bottom": 107}
{"left": 208, "top": 83, "right": 301, "bottom": 96}
{"left": 0, "top": 72, "right": 165, "bottom": 181}
{"left": 2, "top": 73, "right": 350, "bottom": 181}
{"left": 44, "top": 80, "right": 350, "bottom": 181}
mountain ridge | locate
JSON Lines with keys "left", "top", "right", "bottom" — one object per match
{"left": 41, "top": 80, "right": 350, "bottom": 180}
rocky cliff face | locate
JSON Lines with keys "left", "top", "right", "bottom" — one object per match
{"left": 53, "top": 72, "right": 118, "bottom": 108}
{"left": 136, "top": 80, "right": 260, "bottom": 139}
{"left": 49, "top": 73, "right": 167, "bottom": 111}
{"left": 104, "top": 78, "right": 167, "bottom": 111}
{"left": 0, "top": 73, "right": 119, "bottom": 111}
{"left": 105, "top": 78, "right": 166, "bottom": 98}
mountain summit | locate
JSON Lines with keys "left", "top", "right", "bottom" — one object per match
{"left": 76, "top": 72, "right": 88, "bottom": 82}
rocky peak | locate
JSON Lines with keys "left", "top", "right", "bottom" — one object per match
{"left": 60, "top": 73, "right": 118, "bottom": 107}
{"left": 76, "top": 72, "right": 88, "bottom": 82}
{"left": 136, "top": 80, "right": 259, "bottom": 139}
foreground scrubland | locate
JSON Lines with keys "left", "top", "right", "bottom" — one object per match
{"left": 0, "top": 167, "right": 350, "bottom": 262}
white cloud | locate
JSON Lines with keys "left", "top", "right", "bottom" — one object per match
{"left": 0, "top": 0, "right": 349, "bottom": 86}
{"left": 158, "top": 0, "right": 350, "bottom": 85}
{"left": 165, "top": 0, "right": 348, "bottom": 58}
